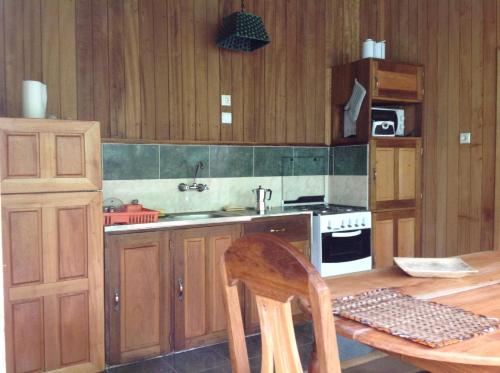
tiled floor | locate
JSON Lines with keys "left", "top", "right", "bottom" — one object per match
{"left": 106, "top": 323, "right": 425, "bottom": 373}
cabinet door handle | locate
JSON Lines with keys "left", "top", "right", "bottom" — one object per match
{"left": 178, "top": 278, "right": 184, "bottom": 301}
{"left": 375, "top": 76, "right": 379, "bottom": 89}
{"left": 269, "top": 228, "right": 286, "bottom": 233}
{"left": 113, "top": 288, "right": 120, "bottom": 311}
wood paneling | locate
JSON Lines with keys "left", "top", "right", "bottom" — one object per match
{"left": 11, "top": 299, "right": 44, "bottom": 372}
{"left": 121, "top": 244, "right": 160, "bottom": 352}
{"left": 361, "top": 0, "right": 499, "bottom": 256}
{"left": 0, "top": 0, "right": 361, "bottom": 145}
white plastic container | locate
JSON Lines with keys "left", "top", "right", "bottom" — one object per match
{"left": 362, "top": 39, "right": 375, "bottom": 58}
{"left": 22, "top": 80, "right": 47, "bottom": 119}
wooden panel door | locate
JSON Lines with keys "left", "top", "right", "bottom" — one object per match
{"left": 372, "top": 60, "right": 424, "bottom": 103}
{"left": 370, "top": 138, "right": 422, "bottom": 211}
{"left": 105, "top": 231, "right": 171, "bottom": 365}
{"left": 172, "top": 224, "right": 241, "bottom": 350}
{"left": 2, "top": 192, "right": 104, "bottom": 372}
{"left": 0, "top": 118, "right": 101, "bottom": 194}
{"left": 373, "top": 209, "right": 420, "bottom": 268}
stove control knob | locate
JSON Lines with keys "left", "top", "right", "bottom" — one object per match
{"left": 347, "top": 219, "right": 352, "bottom": 228}
{"left": 340, "top": 220, "right": 345, "bottom": 229}
{"left": 354, "top": 219, "right": 359, "bottom": 227}
{"left": 361, "top": 217, "right": 366, "bottom": 227}
{"left": 327, "top": 220, "right": 332, "bottom": 230}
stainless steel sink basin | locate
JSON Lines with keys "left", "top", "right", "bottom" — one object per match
{"left": 168, "top": 212, "right": 228, "bottom": 220}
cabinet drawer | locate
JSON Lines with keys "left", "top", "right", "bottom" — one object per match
{"left": 243, "top": 215, "right": 310, "bottom": 242}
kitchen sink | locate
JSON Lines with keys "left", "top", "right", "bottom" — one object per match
{"left": 167, "top": 212, "right": 229, "bottom": 220}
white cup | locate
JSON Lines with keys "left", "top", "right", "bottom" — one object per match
{"left": 362, "top": 39, "right": 375, "bottom": 58}
{"left": 22, "top": 80, "right": 47, "bottom": 119}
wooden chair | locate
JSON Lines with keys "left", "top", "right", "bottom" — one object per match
{"left": 220, "top": 233, "right": 341, "bottom": 373}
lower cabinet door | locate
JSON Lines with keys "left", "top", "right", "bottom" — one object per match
{"left": 172, "top": 224, "right": 241, "bottom": 350}
{"left": 2, "top": 192, "right": 104, "bottom": 372}
{"left": 105, "top": 231, "right": 171, "bottom": 364}
{"left": 373, "top": 209, "right": 420, "bottom": 268}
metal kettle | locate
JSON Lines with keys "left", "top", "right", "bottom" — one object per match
{"left": 253, "top": 185, "right": 272, "bottom": 215}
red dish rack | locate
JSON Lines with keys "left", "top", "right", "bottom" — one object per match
{"left": 103, "top": 204, "right": 159, "bottom": 226}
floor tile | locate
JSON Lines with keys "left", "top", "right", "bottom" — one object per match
{"left": 165, "top": 345, "right": 229, "bottom": 373}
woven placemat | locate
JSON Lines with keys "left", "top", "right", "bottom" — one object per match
{"left": 332, "top": 288, "right": 500, "bottom": 348}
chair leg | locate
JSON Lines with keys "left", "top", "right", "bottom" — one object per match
{"left": 308, "top": 337, "right": 320, "bottom": 373}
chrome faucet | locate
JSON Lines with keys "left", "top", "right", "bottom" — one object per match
{"left": 178, "top": 161, "right": 209, "bottom": 192}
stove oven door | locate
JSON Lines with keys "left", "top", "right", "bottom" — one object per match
{"left": 321, "top": 229, "right": 371, "bottom": 276}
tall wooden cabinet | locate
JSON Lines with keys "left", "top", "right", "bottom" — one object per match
{"left": 105, "top": 231, "right": 171, "bottom": 365}
{"left": 332, "top": 59, "right": 424, "bottom": 268}
{"left": 172, "top": 224, "right": 241, "bottom": 350}
{"left": 0, "top": 119, "right": 104, "bottom": 372}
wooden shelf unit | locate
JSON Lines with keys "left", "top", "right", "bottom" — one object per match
{"left": 331, "top": 58, "right": 424, "bottom": 145}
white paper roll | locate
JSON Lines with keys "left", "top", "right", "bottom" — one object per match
{"left": 22, "top": 80, "right": 47, "bottom": 119}
{"left": 362, "top": 39, "right": 375, "bottom": 58}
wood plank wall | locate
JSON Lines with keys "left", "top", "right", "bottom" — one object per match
{"left": 0, "top": 0, "right": 361, "bottom": 144}
{"left": 360, "top": 0, "right": 498, "bottom": 256}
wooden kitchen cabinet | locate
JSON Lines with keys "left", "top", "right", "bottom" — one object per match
{"left": 242, "top": 214, "right": 311, "bottom": 332}
{"left": 0, "top": 118, "right": 101, "bottom": 194}
{"left": 371, "top": 60, "right": 424, "bottom": 103}
{"left": 2, "top": 192, "right": 104, "bottom": 372}
{"left": 372, "top": 209, "right": 421, "bottom": 268}
{"left": 172, "top": 224, "right": 241, "bottom": 350}
{"left": 105, "top": 231, "right": 172, "bottom": 365}
{"left": 370, "top": 138, "right": 422, "bottom": 211}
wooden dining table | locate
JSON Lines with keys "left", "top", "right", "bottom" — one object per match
{"left": 323, "top": 250, "right": 500, "bottom": 373}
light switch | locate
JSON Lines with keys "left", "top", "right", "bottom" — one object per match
{"left": 221, "top": 95, "right": 231, "bottom": 106}
{"left": 221, "top": 112, "right": 232, "bottom": 124}
{"left": 460, "top": 132, "right": 471, "bottom": 144}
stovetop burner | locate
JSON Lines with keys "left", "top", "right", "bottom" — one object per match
{"left": 284, "top": 204, "right": 367, "bottom": 215}
{"left": 312, "top": 204, "right": 366, "bottom": 215}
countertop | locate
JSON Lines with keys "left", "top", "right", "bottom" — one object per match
{"left": 104, "top": 207, "right": 313, "bottom": 233}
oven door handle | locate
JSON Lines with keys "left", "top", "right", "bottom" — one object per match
{"left": 331, "top": 230, "right": 362, "bottom": 238}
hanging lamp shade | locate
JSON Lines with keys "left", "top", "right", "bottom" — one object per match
{"left": 216, "top": 10, "right": 270, "bottom": 52}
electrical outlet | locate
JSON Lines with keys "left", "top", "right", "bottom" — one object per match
{"left": 221, "top": 112, "right": 232, "bottom": 124}
{"left": 460, "top": 132, "right": 471, "bottom": 144}
{"left": 221, "top": 95, "right": 231, "bottom": 106}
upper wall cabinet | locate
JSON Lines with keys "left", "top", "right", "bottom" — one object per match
{"left": 0, "top": 118, "right": 101, "bottom": 194}
{"left": 371, "top": 60, "right": 424, "bottom": 103}
{"left": 331, "top": 59, "right": 424, "bottom": 145}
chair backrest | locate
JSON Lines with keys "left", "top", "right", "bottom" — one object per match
{"left": 220, "top": 233, "right": 341, "bottom": 373}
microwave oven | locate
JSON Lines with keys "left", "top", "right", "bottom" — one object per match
{"left": 372, "top": 107, "right": 405, "bottom": 136}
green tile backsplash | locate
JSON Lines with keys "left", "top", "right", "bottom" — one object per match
{"left": 209, "top": 146, "right": 254, "bottom": 177}
{"left": 332, "top": 145, "right": 368, "bottom": 176}
{"left": 254, "top": 147, "right": 293, "bottom": 177}
{"left": 160, "top": 145, "right": 209, "bottom": 179}
{"left": 102, "top": 144, "right": 332, "bottom": 180}
{"left": 293, "top": 147, "right": 329, "bottom": 176}
{"left": 103, "top": 144, "right": 159, "bottom": 180}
